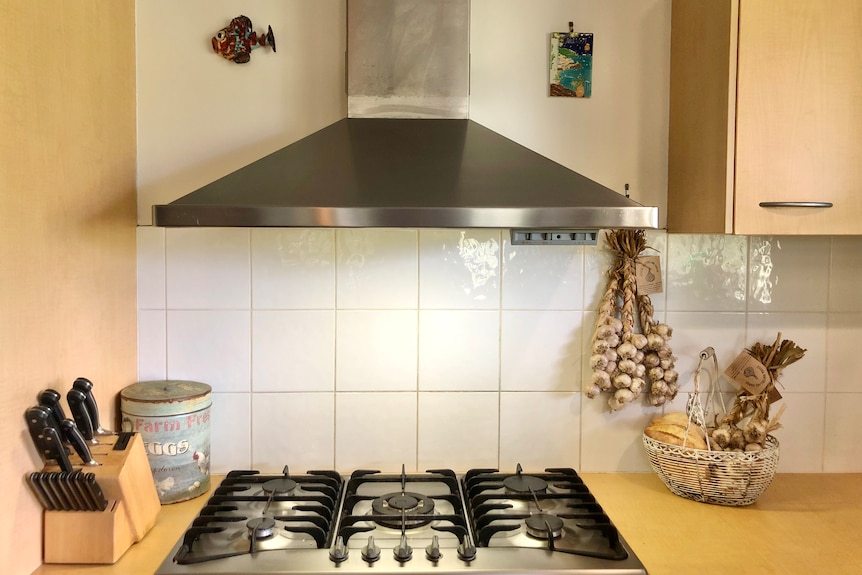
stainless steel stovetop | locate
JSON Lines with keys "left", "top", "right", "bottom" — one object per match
{"left": 155, "top": 465, "right": 647, "bottom": 575}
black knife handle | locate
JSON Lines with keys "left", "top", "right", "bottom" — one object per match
{"left": 60, "top": 419, "right": 98, "bottom": 465}
{"left": 38, "top": 389, "right": 67, "bottom": 430}
{"left": 27, "top": 403, "right": 61, "bottom": 436}
{"left": 35, "top": 472, "right": 61, "bottom": 510}
{"left": 25, "top": 405, "right": 53, "bottom": 435}
{"left": 66, "top": 388, "right": 96, "bottom": 442}
{"left": 48, "top": 472, "right": 73, "bottom": 510}
{"left": 58, "top": 471, "right": 87, "bottom": 511}
{"left": 70, "top": 471, "right": 97, "bottom": 511}
{"left": 85, "top": 472, "right": 109, "bottom": 511}
{"left": 27, "top": 472, "right": 54, "bottom": 510}
{"left": 25, "top": 406, "right": 70, "bottom": 461}
{"left": 37, "top": 427, "right": 73, "bottom": 473}
{"left": 72, "top": 377, "right": 104, "bottom": 432}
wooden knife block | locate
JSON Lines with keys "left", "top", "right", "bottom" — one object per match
{"left": 44, "top": 499, "right": 135, "bottom": 564}
{"left": 43, "top": 433, "right": 161, "bottom": 564}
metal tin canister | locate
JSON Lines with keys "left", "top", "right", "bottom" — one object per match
{"left": 120, "top": 380, "right": 211, "bottom": 504}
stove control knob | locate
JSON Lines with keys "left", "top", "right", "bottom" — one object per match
{"left": 425, "top": 535, "right": 442, "bottom": 562}
{"left": 393, "top": 534, "right": 413, "bottom": 563}
{"left": 457, "top": 537, "right": 477, "bottom": 562}
{"left": 329, "top": 536, "right": 349, "bottom": 563}
{"left": 361, "top": 536, "right": 380, "bottom": 563}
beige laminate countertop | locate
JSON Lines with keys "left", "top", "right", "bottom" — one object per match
{"left": 31, "top": 473, "right": 862, "bottom": 575}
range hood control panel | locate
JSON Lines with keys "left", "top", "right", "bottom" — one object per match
{"left": 510, "top": 230, "right": 599, "bottom": 246}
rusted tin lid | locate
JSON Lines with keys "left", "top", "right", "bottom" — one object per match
{"left": 121, "top": 380, "right": 212, "bottom": 416}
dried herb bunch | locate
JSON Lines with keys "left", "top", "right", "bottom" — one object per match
{"left": 587, "top": 229, "right": 678, "bottom": 411}
{"left": 710, "top": 333, "right": 805, "bottom": 451}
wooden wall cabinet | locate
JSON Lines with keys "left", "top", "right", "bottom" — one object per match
{"left": 668, "top": 0, "right": 862, "bottom": 235}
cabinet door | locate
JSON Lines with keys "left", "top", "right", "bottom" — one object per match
{"left": 735, "top": 0, "right": 862, "bottom": 234}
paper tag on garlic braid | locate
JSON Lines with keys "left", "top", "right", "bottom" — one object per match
{"left": 635, "top": 256, "right": 663, "bottom": 295}
{"left": 725, "top": 350, "right": 771, "bottom": 395}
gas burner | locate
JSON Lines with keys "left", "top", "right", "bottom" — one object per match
{"left": 525, "top": 513, "right": 564, "bottom": 540}
{"left": 246, "top": 516, "right": 277, "bottom": 539}
{"left": 503, "top": 463, "right": 548, "bottom": 494}
{"left": 371, "top": 492, "right": 436, "bottom": 528}
{"left": 262, "top": 466, "right": 297, "bottom": 495}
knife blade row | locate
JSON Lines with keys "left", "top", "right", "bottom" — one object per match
{"left": 27, "top": 471, "right": 109, "bottom": 512}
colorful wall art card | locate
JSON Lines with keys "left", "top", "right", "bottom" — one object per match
{"left": 550, "top": 31, "right": 593, "bottom": 97}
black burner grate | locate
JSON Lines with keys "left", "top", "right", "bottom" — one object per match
{"left": 462, "top": 467, "right": 628, "bottom": 561}
{"left": 172, "top": 469, "right": 344, "bottom": 565}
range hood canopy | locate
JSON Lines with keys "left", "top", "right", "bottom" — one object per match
{"left": 153, "top": 0, "right": 658, "bottom": 230}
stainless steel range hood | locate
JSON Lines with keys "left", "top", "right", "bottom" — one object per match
{"left": 153, "top": 0, "right": 658, "bottom": 231}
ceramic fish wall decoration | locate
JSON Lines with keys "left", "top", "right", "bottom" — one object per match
{"left": 212, "top": 15, "right": 276, "bottom": 64}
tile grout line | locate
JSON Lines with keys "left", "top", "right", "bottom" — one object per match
{"left": 333, "top": 229, "right": 340, "bottom": 471}
{"left": 821, "top": 236, "right": 834, "bottom": 472}
{"left": 248, "top": 229, "right": 254, "bottom": 468}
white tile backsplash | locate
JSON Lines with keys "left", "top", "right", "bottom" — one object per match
{"left": 336, "top": 310, "right": 418, "bottom": 391}
{"left": 666, "top": 234, "right": 747, "bottom": 312}
{"left": 418, "top": 310, "right": 499, "bottom": 391}
{"left": 748, "top": 236, "right": 830, "bottom": 312}
{"left": 418, "top": 392, "right": 499, "bottom": 470}
{"left": 210, "top": 392, "right": 251, "bottom": 473}
{"left": 501, "top": 240, "right": 584, "bottom": 310}
{"left": 252, "top": 310, "right": 335, "bottom": 392}
{"left": 167, "top": 310, "right": 251, "bottom": 392}
{"left": 584, "top": 231, "right": 617, "bottom": 311}
{"left": 251, "top": 229, "right": 335, "bottom": 309}
{"left": 500, "top": 311, "right": 582, "bottom": 391}
{"left": 166, "top": 228, "right": 250, "bottom": 309}
{"left": 419, "top": 229, "right": 501, "bottom": 309}
{"left": 336, "top": 229, "right": 417, "bottom": 309}
{"left": 138, "top": 309, "right": 166, "bottom": 381}
{"left": 829, "top": 236, "right": 862, "bottom": 312}
{"left": 140, "top": 229, "right": 862, "bottom": 473}
{"left": 499, "top": 392, "right": 580, "bottom": 470}
{"left": 826, "top": 313, "right": 862, "bottom": 392}
{"left": 335, "top": 392, "right": 417, "bottom": 472}
{"left": 252, "top": 392, "right": 335, "bottom": 471}
{"left": 771, "top": 392, "right": 825, "bottom": 472}
{"left": 824, "top": 392, "right": 862, "bottom": 472}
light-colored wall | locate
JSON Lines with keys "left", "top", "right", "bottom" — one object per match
{"left": 137, "top": 0, "right": 669, "bottom": 226}
{"left": 136, "top": 0, "right": 347, "bottom": 225}
{"left": 1, "top": 2, "right": 138, "bottom": 574}
{"left": 135, "top": 0, "right": 862, "bottom": 481}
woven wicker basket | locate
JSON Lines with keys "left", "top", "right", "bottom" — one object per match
{"left": 643, "top": 433, "right": 780, "bottom": 506}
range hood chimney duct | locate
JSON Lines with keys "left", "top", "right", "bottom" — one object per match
{"left": 153, "top": 0, "right": 658, "bottom": 232}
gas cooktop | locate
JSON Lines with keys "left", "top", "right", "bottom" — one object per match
{"left": 155, "top": 465, "right": 647, "bottom": 574}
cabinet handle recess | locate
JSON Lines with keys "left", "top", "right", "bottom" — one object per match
{"left": 758, "top": 201, "right": 833, "bottom": 208}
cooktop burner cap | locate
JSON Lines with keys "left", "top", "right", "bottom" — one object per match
{"left": 525, "top": 513, "right": 564, "bottom": 539}
{"left": 503, "top": 474, "right": 548, "bottom": 494}
{"left": 371, "top": 491, "right": 436, "bottom": 528}
{"left": 262, "top": 477, "right": 297, "bottom": 494}
{"left": 247, "top": 516, "right": 277, "bottom": 539}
